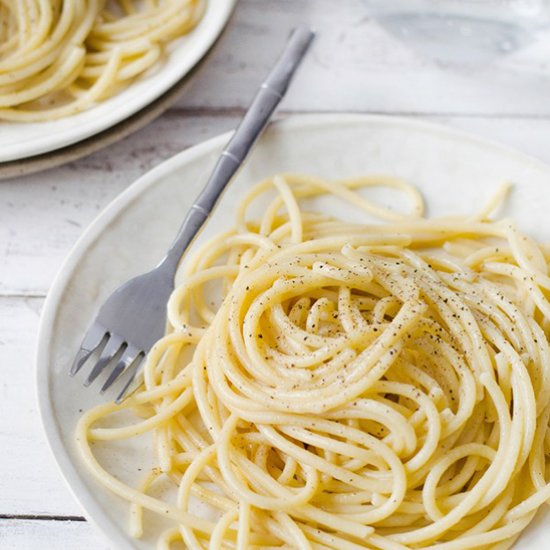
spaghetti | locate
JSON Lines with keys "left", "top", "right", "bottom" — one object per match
{"left": 0, "top": 0, "right": 204, "bottom": 122}
{"left": 77, "top": 173, "right": 550, "bottom": 549}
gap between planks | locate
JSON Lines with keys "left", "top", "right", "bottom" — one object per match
{"left": 0, "top": 514, "right": 85, "bottom": 522}
{"left": 166, "top": 107, "right": 550, "bottom": 120}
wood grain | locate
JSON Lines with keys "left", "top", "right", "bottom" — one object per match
{"left": 0, "top": 297, "right": 86, "bottom": 516}
{"left": 0, "top": 519, "right": 109, "bottom": 550}
{"left": 177, "top": 0, "right": 550, "bottom": 116}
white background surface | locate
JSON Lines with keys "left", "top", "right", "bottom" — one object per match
{"left": 5, "top": 0, "right": 550, "bottom": 547}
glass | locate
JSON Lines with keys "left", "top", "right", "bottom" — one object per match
{"left": 362, "top": 0, "right": 550, "bottom": 63}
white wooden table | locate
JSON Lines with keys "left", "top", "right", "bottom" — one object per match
{"left": 4, "top": 1, "right": 550, "bottom": 547}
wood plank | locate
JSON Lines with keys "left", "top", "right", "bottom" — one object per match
{"left": 177, "top": 0, "right": 550, "bottom": 116}
{"left": 0, "top": 296, "right": 87, "bottom": 516}
{"left": 3, "top": 113, "right": 550, "bottom": 297}
{"left": 0, "top": 519, "right": 110, "bottom": 550}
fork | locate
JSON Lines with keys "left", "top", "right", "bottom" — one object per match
{"left": 69, "top": 25, "right": 315, "bottom": 402}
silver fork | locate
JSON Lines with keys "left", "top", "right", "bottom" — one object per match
{"left": 69, "top": 25, "right": 315, "bottom": 402}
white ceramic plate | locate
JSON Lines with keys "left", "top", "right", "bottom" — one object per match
{"left": 0, "top": 0, "right": 236, "bottom": 163}
{"left": 37, "top": 114, "right": 550, "bottom": 549}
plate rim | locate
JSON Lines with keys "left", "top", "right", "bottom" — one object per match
{"left": 36, "top": 113, "right": 550, "bottom": 548}
{"left": 1, "top": 0, "right": 238, "bottom": 163}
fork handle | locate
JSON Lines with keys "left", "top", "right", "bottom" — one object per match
{"left": 160, "top": 25, "right": 315, "bottom": 275}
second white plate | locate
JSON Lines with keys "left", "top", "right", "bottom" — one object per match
{"left": 0, "top": 0, "right": 236, "bottom": 163}
{"left": 37, "top": 114, "right": 550, "bottom": 549}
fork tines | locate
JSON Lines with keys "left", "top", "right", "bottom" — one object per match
{"left": 70, "top": 323, "right": 145, "bottom": 403}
